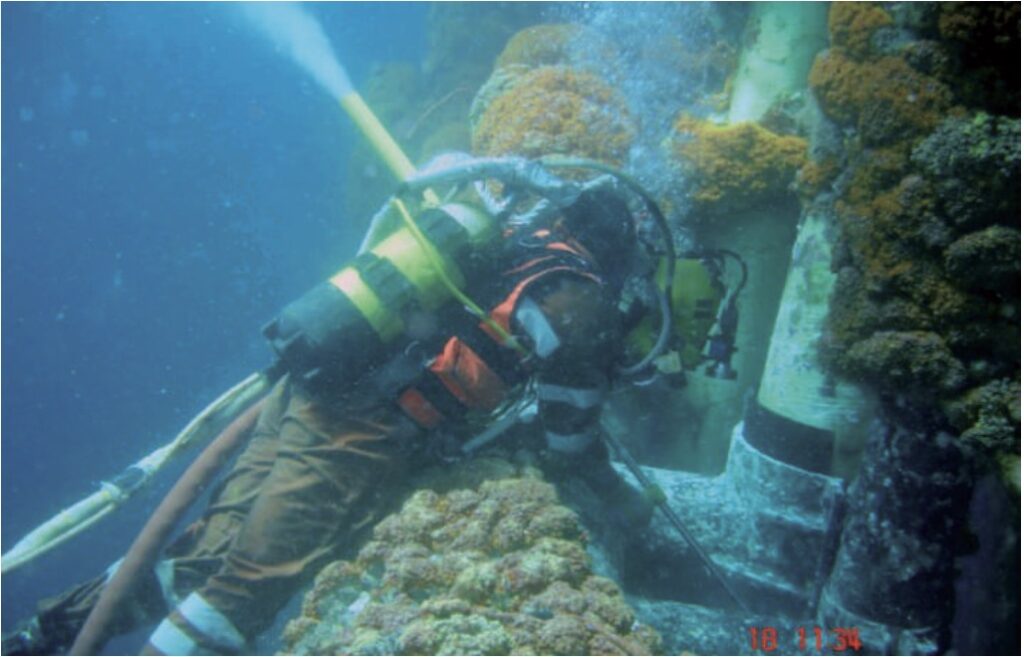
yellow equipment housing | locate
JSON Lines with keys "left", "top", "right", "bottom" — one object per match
{"left": 627, "top": 257, "right": 725, "bottom": 375}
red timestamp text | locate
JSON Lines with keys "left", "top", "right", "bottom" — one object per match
{"left": 749, "top": 626, "right": 863, "bottom": 652}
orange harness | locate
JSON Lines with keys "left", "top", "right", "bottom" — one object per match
{"left": 397, "top": 228, "right": 601, "bottom": 429}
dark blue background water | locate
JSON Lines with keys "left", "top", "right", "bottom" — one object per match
{"left": 2, "top": 3, "right": 427, "bottom": 649}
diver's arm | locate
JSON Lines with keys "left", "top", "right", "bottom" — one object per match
{"left": 513, "top": 274, "right": 619, "bottom": 462}
{"left": 515, "top": 274, "right": 653, "bottom": 528}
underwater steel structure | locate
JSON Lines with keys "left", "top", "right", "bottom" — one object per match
{"left": 613, "top": 4, "right": 988, "bottom": 654}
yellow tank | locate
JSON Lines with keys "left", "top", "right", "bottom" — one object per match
{"left": 627, "top": 257, "right": 724, "bottom": 375}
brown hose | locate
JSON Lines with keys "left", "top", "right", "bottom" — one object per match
{"left": 70, "top": 397, "right": 267, "bottom": 656}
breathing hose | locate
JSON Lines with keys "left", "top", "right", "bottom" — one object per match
{"left": 70, "top": 395, "right": 268, "bottom": 656}
{"left": 401, "top": 154, "right": 679, "bottom": 377}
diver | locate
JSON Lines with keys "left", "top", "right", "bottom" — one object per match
{"left": 3, "top": 160, "right": 682, "bottom": 656}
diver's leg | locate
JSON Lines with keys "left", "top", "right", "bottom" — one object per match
{"left": 160, "top": 378, "right": 295, "bottom": 597}
{"left": 142, "top": 391, "right": 420, "bottom": 655}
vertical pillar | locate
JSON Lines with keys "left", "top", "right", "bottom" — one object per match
{"left": 728, "top": 2, "right": 830, "bottom": 124}
{"left": 680, "top": 2, "right": 831, "bottom": 474}
{"left": 755, "top": 208, "right": 873, "bottom": 477}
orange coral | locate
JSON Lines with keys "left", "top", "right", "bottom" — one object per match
{"left": 811, "top": 3, "right": 957, "bottom": 141}
{"left": 827, "top": 2, "right": 893, "bottom": 60}
{"left": 857, "top": 58, "right": 957, "bottom": 143}
{"left": 797, "top": 156, "right": 841, "bottom": 198}
{"left": 471, "top": 65, "right": 634, "bottom": 165}
{"left": 807, "top": 50, "right": 862, "bottom": 125}
{"left": 809, "top": 51, "right": 955, "bottom": 140}
{"left": 669, "top": 115, "right": 807, "bottom": 217}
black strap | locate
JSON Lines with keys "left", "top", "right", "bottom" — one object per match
{"left": 448, "top": 312, "right": 525, "bottom": 383}
{"left": 413, "top": 370, "right": 468, "bottom": 421}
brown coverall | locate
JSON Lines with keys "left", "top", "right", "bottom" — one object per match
{"left": 31, "top": 270, "right": 625, "bottom": 655}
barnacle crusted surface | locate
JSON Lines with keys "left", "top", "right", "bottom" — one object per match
{"left": 280, "top": 468, "right": 662, "bottom": 655}
{"left": 471, "top": 65, "right": 635, "bottom": 166}
{"left": 810, "top": 2, "right": 1019, "bottom": 471}
{"left": 666, "top": 115, "right": 807, "bottom": 219}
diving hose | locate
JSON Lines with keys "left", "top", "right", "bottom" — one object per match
{"left": 69, "top": 396, "right": 268, "bottom": 656}
{"left": 1, "top": 372, "right": 270, "bottom": 574}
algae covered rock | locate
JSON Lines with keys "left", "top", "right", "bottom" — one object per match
{"left": 911, "top": 113, "right": 1021, "bottom": 230}
{"left": 666, "top": 115, "right": 806, "bottom": 219}
{"left": 826, "top": 1, "right": 895, "bottom": 60}
{"left": 279, "top": 466, "right": 661, "bottom": 655}
{"left": 808, "top": 3, "right": 956, "bottom": 145}
{"left": 809, "top": 49, "right": 954, "bottom": 145}
{"left": 841, "top": 330, "right": 967, "bottom": 400}
{"left": 814, "top": 3, "right": 1019, "bottom": 458}
{"left": 944, "top": 225, "right": 1021, "bottom": 294}
{"left": 944, "top": 378, "right": 1021, "bottom": 456}
{"left": 471, "top": 65, "right": 635, "bottom": 166}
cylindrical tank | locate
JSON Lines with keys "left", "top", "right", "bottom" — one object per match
{"left": 755, "top": 209, "right": 872, "bottom": 477}
{"left": 263, "top": 202, "right": 498, "bottom": 393}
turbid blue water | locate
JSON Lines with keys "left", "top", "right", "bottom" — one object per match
{"left": 1, "top": 3, "right": 426, "bottom": 650}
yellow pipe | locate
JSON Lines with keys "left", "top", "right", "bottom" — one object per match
{"left": 338, "top": 91, "right": 439, "bottom": 206}
{"left": 340, "top": 91, "right": 522, "bottom": 352}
